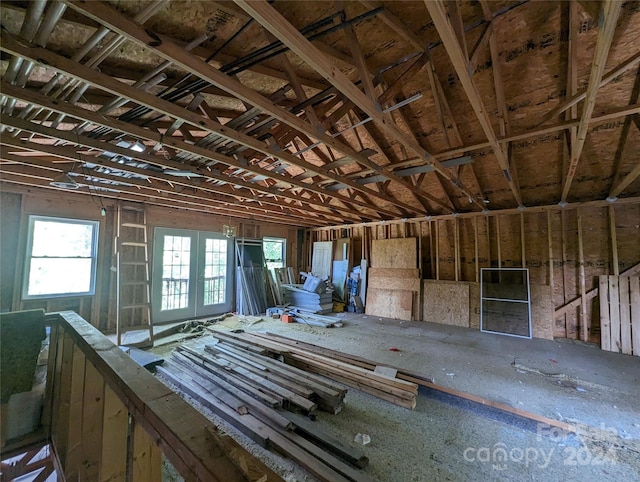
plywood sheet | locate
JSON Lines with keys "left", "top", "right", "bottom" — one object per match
{"left": 422, "top": 281, "right": 470, "bottom": 327}
{"left": 530, "top": 284, "right": 554, "bottom": 340}
{"left": 371, "top": 238, "right": 417, "bottom": 269}
{"left": 368, "top": 276, "right": 420, "bottom": 292}
{"left": 365, "top": 289, "right": 413, "bottom": 321}
{"left": 368, "top": 268, "right": 420, "bottom": 278}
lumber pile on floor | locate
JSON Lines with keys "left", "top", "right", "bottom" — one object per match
{"left": 157, "top": 336, "right": 373, "bottom": 482}
{"left": 209, "top": 330, "right": 420, "bottom": 409}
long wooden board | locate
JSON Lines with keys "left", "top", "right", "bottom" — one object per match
{"left": 631, "top": 277, "right": 640, "bottom": 356}
{"left": 609, "top": 276, "right": 621, "bottom": 352}
{"left": 619, "top": 277, "right": 632, "bottom": 355}
{"left": 599, "top": 276, "right": 611, "bottom": 351}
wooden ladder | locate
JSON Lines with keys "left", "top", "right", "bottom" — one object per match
{"left": 115, "top": 203, "right": 154, "bottom": 347}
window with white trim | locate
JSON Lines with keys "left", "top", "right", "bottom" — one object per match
{"left": 263, "top": 237, "right": 286, "bottom": 273}
{"left": 23, "top": 216, "right": 100, "bottom": 299}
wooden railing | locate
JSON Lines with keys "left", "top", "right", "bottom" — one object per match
{"left": 44, "top": 311, "right": 279, "bottom": 481}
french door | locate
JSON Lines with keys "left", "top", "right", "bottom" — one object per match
{"left": 152, "top": 228, "right": 233, "bottom": 323}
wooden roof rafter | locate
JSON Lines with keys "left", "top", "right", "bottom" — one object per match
{"left": 1, "top": 33, "right": 416, "bottom": 221}
{"left": 235, "top": 0, "right": 485, "bottom": 213}
{"left": 0, "top": 117, "right": 357, "bottom": 225}
{"left": 560, "top": 0, "right": 622, "bottom": 202}
{"left": 425, "top": 0, "right": 523, "bottom": 207}
{"left": 62, "top": 0, "right": 438, "bottom": 217}
{"left": 0, "top": 81, "right": 380, "bottom": 223}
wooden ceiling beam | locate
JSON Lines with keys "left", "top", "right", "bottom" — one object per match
{"left": 425, "top": 0, "right": 522, "bottom": 206}
{"left": 0, "top": 84, "right": 373, "bottom": 222}
{"left": 609, "top": 65, "right": 640, "bottom": 198}
{"left": 344, "top": 25, "right": 378, "bottom": 104}
{"left": 0, "top": 152, "right": 325, "bottom": 225}
{"left": 536, "top": 50, "right": 640, "bottom": 127}
{"left": 62, "top": 0, "right": 430, "bottom": 216}
{"left": 0, "top": 167, "right": 318, "bottom": 226}
{"left": 0, "top": 34, "right": 406, "bottom": 219}
{"left": 359, "top": 1, "right": 424, "bottom": 51}
{"left": 0, "top": 116, "right": 357, "bottom": 225}
{"left": 235, "top": 0, "right": 482, "bottom": 212}
{"left": 0, "top": 135, "right": 344, "bottom": 225}
{"left": 561, "top": 0, "right": 622, "bottom": 202}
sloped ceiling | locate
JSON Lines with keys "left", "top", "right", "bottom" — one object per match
{"left": 1, "top": 0, "right": 639, "bottom": 227}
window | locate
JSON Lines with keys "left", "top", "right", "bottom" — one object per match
{"left": 263, "top": 237, "right": 286, "bottom": 273}
{"left": 23, "top": 216, "right": 99, "bottom": 299}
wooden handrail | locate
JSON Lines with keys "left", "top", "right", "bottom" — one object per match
{"left": 45, "top": 311, "right": 279, "bottom": 481}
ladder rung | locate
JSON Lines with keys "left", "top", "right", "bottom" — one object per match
{"left": 119, "top": 325, "right": 153, "bottom": 334}
{"left": 121, "top": 223, "right": 146, "bottom": 229}
{"left": 121, "top": 262, "right": 148, "bottom": 266}
{"left": 120, "top": 242, "right": 147, "bottom": 247}
{"left": 121, "top": 303, "right": 150, "bottom": 309}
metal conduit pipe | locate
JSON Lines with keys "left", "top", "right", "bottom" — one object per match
{"left": 97, "top": 32, "right": 210, "bottom": 117}
{"left": 1, "top": 0, "right": 47, "bottom": 115}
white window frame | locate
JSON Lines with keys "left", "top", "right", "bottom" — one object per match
{"left": 22, "top": 215, "right": 100, "bottom": 300}
{"left": 263, "top": 237, "right": 286, "bottom": 269}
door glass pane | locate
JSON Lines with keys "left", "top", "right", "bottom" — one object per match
{"left": 203, "top": 238, "right": 227, "bottom": 306}
{"left": 161, "top": 235, "right": 191, "bottom": 311}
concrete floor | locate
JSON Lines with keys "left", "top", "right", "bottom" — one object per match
{"left": 157, "top": 314, "right": 640, "bottom": 481}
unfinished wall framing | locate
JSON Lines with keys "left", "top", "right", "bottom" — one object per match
{"left": 309, "top": 199, "right": 640, "bottom": 343}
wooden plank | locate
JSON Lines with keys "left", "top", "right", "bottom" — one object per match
{"left": 204, "top": 346, "right": 316, "bottom": 399}
{"left": 282, "top": 411, "right": 368, "bottom": 469}
{"left": 80, "top": 361, "right": 105, "bottom": 481}
{"left": 630, "top": 277, "right": 640, "bottom": 356}
{"left": 619, "top": 277, "right": 632, "bottom": 355}
{"left": 365, "top": 289, "right": 413, "bottom": 320}
{"left": 423, "top": 281, "right": 470, "bottom": 327}
{"left": 424, "top": 0, "right": 521, "bottom": 205}
{"left": 609, "top": 206, "right": 619, "bottom": 276}
{"left": 100, "top": 385, "right": 128, "bottom": 482}
{"left": 162, "top": 359, "right": 292, "bottom": 431}
{"left": 555, "top": 262, "right": 640, "bottom": 316}
{"left": 599, "top": 276, "right": 611, "bottom": 351}
{"left": 577, "top": 215, "right": 588, "bottom": 341}
{"left": 131, "top": 420, "right": 162, "bottom": 482}
{"left": 55, "top": 313, "right": 254, "bottom": 482}
{"left": 234, "top": 0, "right": 480, "bottom": 209}
{"left": 50, "top": 332, "right": 74, "bottom": 469}
{"left": 560, "top": 0, "right": 623, "bottom": 201}
{"left": 371, "top": 238, "right": 417, "bottom": 269}
{"left": 173, "top": 350, "right": 284, "bottom": 408}
{"left": 609, "top": 276, "right": 621, "bottom": 353}
{"left": 289, "top": 359, "right": 416, "bottom": 410}
{"left": 64, "top": 345, "right": 86, "bottom": 478}
{"left": 236, "top": 333, "right": 419, "bottom": 393}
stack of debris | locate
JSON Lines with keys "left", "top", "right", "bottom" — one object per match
{"left": 209, "top": 330, "right": 419, "bottom": 409}
{"left": 281, "top": 275, "right": 333, "bottom": 314}
{"left": 157, "top": 334, "right": 374, "bottom": 481}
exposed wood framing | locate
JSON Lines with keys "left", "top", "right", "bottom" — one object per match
{"left": 425, "top": 0, "right": 523, "bottom": 206}
{"left": 561, "top": 0, "right": 622, "bottom": 202}
{"left": 236, "top": 0, "right": 483, "bottom": 211}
